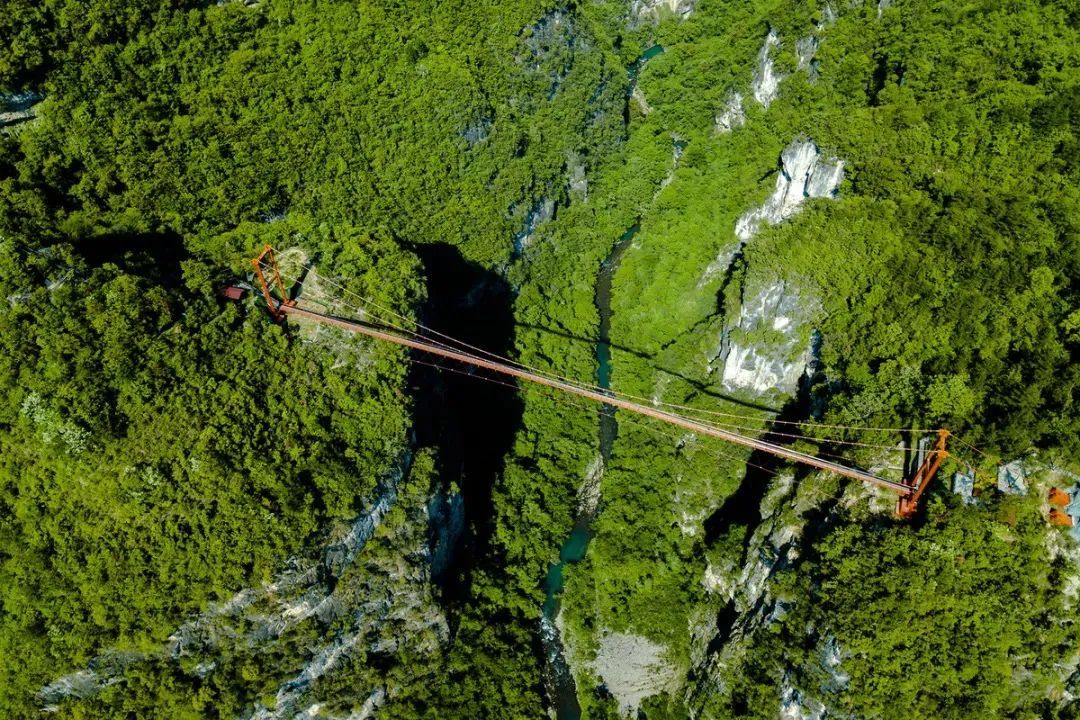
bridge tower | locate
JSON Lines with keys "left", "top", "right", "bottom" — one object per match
{"left": 896, "top": 429, "right": 950, "bottom": 518}
{"left": 251, "top": 245, "right": 294, "bottom": 319}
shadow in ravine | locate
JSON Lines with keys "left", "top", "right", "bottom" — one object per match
{"left": 407, "top": 243, "right": 523, "bottom": 611}
{"left": 701, "top": 373, "right": 819, "bottom": 647}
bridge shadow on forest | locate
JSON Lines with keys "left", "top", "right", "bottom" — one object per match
{"left": 407, "top": 243, "right": 523, "bottom": 611}
{"left": 516, "top": 323, "right": 780, "bottom": 415}
{"left": 698, "top": 369, "right": 850, "bottom": 665}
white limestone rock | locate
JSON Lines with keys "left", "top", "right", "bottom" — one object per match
{"left": 718, "top": 280, "right": 817, "bottom": 397}
{"left": 522, "top": 10, "right": 575, "bottom": 61}
{"left": 715, "top": 92, "right": 746, "bottom": 133}
{"left": 566, "top": 152, "right": 588, "bottom": 202}
{"left": 820, "top": 3, "right": 838, "bottom": 26}
{"left": 796, "top": 34, "right": 821, "bottom": 81}
{"left": 512, "top": 197, "right": 556, "bottom": 256}
{"left": 723, "top": 341, "right": 798, "bottom": 396}
{"left": 40, "top": 671, "right": 113, "bottom": 706}
{"left": 780, "top": 678, "right": 828, "bottom": 720}
{"left": 689, "top": 469, "right": 861, "bottom": 718}
{"left": 699, "top": 245, "right": 738, "bottom": 287}
{"left": 517, "top": 10, "right": 587, "bottom": 100}
{"left": 41, "top": 452, "right": 449, "bottom": 716}
{"left": 631, "top": 0, "right": 696, "bottom": 23}
{"left": 348, "top": 689, "right": 386, "bottom": 720}
{"left": 462, "top": 117, "right": 492, "bottom": 146}
{"left": 592, "top": 632, "right": 679, "bottom": 716}
{"left": 676, "top": 487, "right": 711, "bottom": 537}
{"left": 702, "top": 138, "right": 842, "bottom": 284}
{"left": 672, "top": 135, "right": 686, "bottom": 166}
{"left": 775, "top": 637, "right": 847, "bottom": 719}
{"left": 577, "top": 453, "right": 604, "bottom": 517}
{"left": 821, "top": 636, "right": 850, "bottom": 689}
{"left": 796, "top": 36, "right": 819, "bottom": 71}
{"left": 735, "top": 138, "right": 844, "bottom": 242}
{"left": 703, "top": 562, "right": 729, "bottom": 594}
{"left": 752, "top": 29, "right": 782, "bottom": 108}
{"left": 631, "top": 84, "right": 653, "bottom": 115}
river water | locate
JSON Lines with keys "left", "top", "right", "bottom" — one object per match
{"left": 540, "top": 224, "right": 639, "bottom": 719}
{"left": 538, "top": 42, "right": 663, "bottom": 719}
{"left": 628, "top": 44, "right": 665, "bottom": 84}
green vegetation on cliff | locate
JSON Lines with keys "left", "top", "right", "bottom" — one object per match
{"left": 0, "top": 0, "right": 1078, "bottom": 718}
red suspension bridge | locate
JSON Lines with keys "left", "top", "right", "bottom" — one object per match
{"left": 240, "top": 246, "right": 954, "bottom": 518}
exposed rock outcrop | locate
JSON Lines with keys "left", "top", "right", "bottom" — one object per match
{"left": 630, "top": 84, "right": 653, "bottom": 115}
{"left": 566, "top": 152, "right": 588, "bottom": 202}
{"left": 688, "top": 471, "right": 883, "bottom": 719}
{"left": 701, "top": 138, "right": 843, "bottom": 288}
{"left": 702, "top": 473, "right": 799, "bottom": 611}
{"left": 462, "top": 117, "right": 492, "bottom": 146}
{"left": 512, "top": 197, "right": 556, "bottom": 256}
{"left": 735, "top": 139, "right": 844, "bottom": 242}
{"left": 752, "top": 29, "right": 782, "bottom": 108}
{"left": 1, "top": 91, "right": 43, "bottom": 127}
{"left": 593, "top": 632, "right": 679, "bottom": 716}
{"left": 631, "top": 0, "right": 696, "bottom": 24}
{"left": 700, "top": 146, "right": 834, "bottom": 395}
{"left": 715, "top": 92, "right": 746, "bottom": 133}
{"left": 780, "top": 679, "right": 828, "bottom": 720}
{"left": 517, "top": 9, "right": 588, "bottom": 101}
{"left": 41, "top": 668, "right": 123, "bottom": 709}
{"left": 795, "top": 36, "right": 818, "bottom": 71}
{"left": 718, "top": 13, "right": 837, "bottom": 133}
{"left": 577, "top": 453, "right": 604, "bottom": 517}
{"left": 796, "top": 35, "right": 820, "bottom": 80}
{"left": 40, "top": 453, "right": 449, "bottom": 716}
{"left": 713, "top": 278, "right": 818, "bottom": 397}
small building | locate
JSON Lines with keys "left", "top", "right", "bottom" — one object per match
{"left": 1049, "top": 487, "right": 1071, "bottom": 507}
{"left": 1044, "top": 485, "right": 1080, "bottom": 540}
{"left": 1050, "top": 509, "right": 1074, "bottom": 527}
{"left": 221, "top": 286, "right": 248, "bottom": 301}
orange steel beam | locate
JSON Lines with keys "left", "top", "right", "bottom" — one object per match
{"left": 896, "top": 429, "right": 950, "bottom": 517}
{"left": 251, "top": 245, "right": 292, "bottom": 319}
{"left": 281, "top": 304, "right": 914, "bottom": 496}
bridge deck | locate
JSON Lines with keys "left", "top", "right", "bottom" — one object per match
{"left": 282, "top": 304, "right": 912, "bottom": 496}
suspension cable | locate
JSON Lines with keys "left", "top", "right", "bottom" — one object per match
{"left": 264, "top": 254, "right": 937, "bottom": 441}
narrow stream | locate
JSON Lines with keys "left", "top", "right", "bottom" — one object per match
{"left": 628, "top": 44, "right": 665, "bottom": 84}
{"left": 541, "top": 224, "right": 639, "bottom": 719}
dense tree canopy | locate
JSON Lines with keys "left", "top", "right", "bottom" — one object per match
{"left": 0, "top": 0, "right": 1077, "bottom": 717}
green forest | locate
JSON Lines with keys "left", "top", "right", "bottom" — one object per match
{"left": 0, "top": 0, "right": 1077, "bottom": 718}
